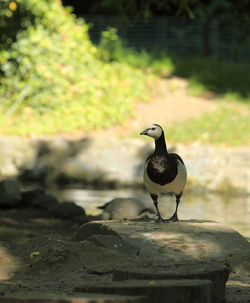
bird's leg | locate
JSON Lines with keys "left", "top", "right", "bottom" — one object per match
{"left": 165, "top": 192, "right": 182, "bottom": 222}
{"left": 150, "top": 193, "right": 165, "bottom": 222}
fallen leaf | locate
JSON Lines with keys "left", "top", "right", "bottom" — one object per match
{"left": 30, "top": 251, "right": 40, "bottom": 259}
{"left": 199, "top": 254, "right": 208, "bottom": 259}
{"left": 199, "top": 243, "right": 206, "bottom": 247}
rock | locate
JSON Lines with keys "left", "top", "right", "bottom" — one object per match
{"left": 75, "top": 279, "right": 213, "bottom": 303}
{"left": 49, "top": 201, "right": 86, "bottom": 220}
{"left": 21, "top": 190, "right": 87, "bottom": 221}
{"left": 86, "top": 235, "right": 139, "bottom": 254}
{"left": 112, "top": 265, "right": 230, "bottom": 303}
{"left": 66, "top": 138, "right": 145, "bottom": 187}
{"left": 72, "top": 219, "right": 250, "bottom": 303}
{"left": 0, "top": 179, "right": 22, "bottom": 208}
{"left": 98, "top": 198, "right": 155, "bottom": 220}
{"left": 178, "top": 144, "right": 250, "bottom": 193}
{"left": 72, "top": 220, "right": 250, "bottom": 270}
{"left": 0, "top": 137, "right": 37, "bottom": 178}
{"left": 103, "top": 220, "right": 249, "bottom": 270}
{"left": 72, "top": 222, "right": 121, "bottom": 241}
{"left": 0, "top": 136, "right": 249, "bottom": 193}
{"left": 0, "top": 294, "right": 146, "bottom": 303}
{"left": 48, "top": 137, "right": 71, "bottom": 157}
{"left": 21, "top": 189, "right": 59, "bottom": 210}
{"left": 46, "top": 140, "right": 250, "bottom": 193}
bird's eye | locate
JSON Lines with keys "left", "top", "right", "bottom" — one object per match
{"left": 151, "top": 128, "right": 155, "bottom": 130}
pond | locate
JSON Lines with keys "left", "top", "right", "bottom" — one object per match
{"left": 48, "top": 187, "right": 250, "bottom": 240}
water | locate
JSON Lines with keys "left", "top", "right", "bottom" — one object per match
{"left": 48, "top": 188, "right": 250, "bottom": 240}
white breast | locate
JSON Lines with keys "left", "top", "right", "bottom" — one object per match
{"left": 144, "top": 159, "right": 187, "bottom": 195}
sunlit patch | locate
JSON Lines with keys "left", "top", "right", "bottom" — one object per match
{"left": 0, "top": 245, "right": 20, "bottom": 280}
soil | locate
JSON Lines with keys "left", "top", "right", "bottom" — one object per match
{"left": 0, "top": 78, "right": 249, "bottom": 302}
{"left": 55, "top": 77, "right": 219, "bottom": 140}
{"left": 95, "top": 78, "right": 217, "bottom": 139}
{"left": 0, "top": 207, "right": 250, "bottom": 302}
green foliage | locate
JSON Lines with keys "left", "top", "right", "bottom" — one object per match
{"left": 98, "top": 35, "right": 175, "bottom": 76}
{"left": 98, "top": 27, "right": 123, "bottom": 62}
{"left": 0, "top": 0, "right": 67, "bottom": 51}
{"left": 166, "top": 105, "right": 250, "bottom": 146}
{"left": 0, "top": 1, "right": 149, "bottom": 135}
{"left": 0, "top": 1, "right": 249, "bottom": 143}
{"left": 107, "top": 45, "right": 250, "bottom": 102}
{"left": 171, "top": 57, "right": 250, "bottom": 101}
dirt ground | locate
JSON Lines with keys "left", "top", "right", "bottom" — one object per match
{"left": 54, "top": 77, "right": 218, "bottom": 141}
{"left": 0, "top": 78, "right": 249, "bottom": 302}
{"left": 0, "top": 208, "right": 94, "bottom": 297}
{"left": 0, "top": 206, "right": 250, "bottom": 302}
{"left": 87, "top": 77, "right": 219, "bottom": 139}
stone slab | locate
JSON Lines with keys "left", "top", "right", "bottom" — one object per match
{"left": 75, "top": 279, "right": 213, "bottom": 303}
{"left": 0, "top": 294, "right": 145, "bottom": 303}
{"left": 112, "top": 266, "right": 229, "bottom": 303}
{"left": 73, "top": 219, "right": 250, "bottom": 270}
{"left": 0, "top": 136, "right": 249, "bottom": 193}
{"left": 72, "top": 219, "right": 250, "bottom": 303}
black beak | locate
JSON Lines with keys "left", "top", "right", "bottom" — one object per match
{"left": 140, "top": 128, "right": 149, "bottom": 136}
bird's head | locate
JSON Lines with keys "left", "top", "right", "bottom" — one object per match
{"left": 140, "top": 124, "right": 163, "bottom": 139}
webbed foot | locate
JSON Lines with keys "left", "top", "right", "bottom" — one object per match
{"left": 165, "top": 213, "right": 179, "bottom": 223}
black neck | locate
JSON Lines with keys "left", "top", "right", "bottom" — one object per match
{"left": 154, "top": 132, "right": 168, "bottom": 154}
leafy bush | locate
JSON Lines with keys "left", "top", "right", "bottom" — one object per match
{"left": 0, "top": 0, "right": 149, "bottom": 135}
{"left": 98, "top": 27, "right": 123, "bottom": 62}
{"left": 97, "top": 35, "right": 250, "bottom": 102}
{"left": 98, "top": 31, "right": 174, "bottom": 76}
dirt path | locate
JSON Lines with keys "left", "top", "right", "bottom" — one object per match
{"left": 89, "top": 77, "right": 218, "bottom": 139}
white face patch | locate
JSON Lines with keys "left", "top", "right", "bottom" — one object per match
{"left": 145, "top": 124, "right": 162, "bottom": 139}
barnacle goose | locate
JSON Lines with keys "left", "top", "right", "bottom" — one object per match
{"left": 140, "top": 124, "right": 187, "bottom": 222}
{"left": 98, "top": 197, "right": 156, "bottom": 220}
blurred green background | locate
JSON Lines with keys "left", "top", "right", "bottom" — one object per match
{"left": 0, "top": 0, "right": 249, "bottom": 145}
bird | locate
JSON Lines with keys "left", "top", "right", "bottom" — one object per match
{"left": 140, "top": 124, "right": 187, "bottom": 222}
{"left": 98, "top": 197, "right": 156, "bottom": 220}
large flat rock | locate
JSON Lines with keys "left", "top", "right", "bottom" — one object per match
{"left": 73, "top": 219, "right": 250, "bottom": 270}
{"left": 72, "top": 219, "right": 250, "bottom": 303}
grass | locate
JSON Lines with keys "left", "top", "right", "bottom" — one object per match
{"left": 171, "top": 57, "right": 250, "bottom": 101}
{"left": 166, "top": 104, "right": 250, "bottom": 146}
{"left": 110, "top": 45, "right": 250, "bottom": 147}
